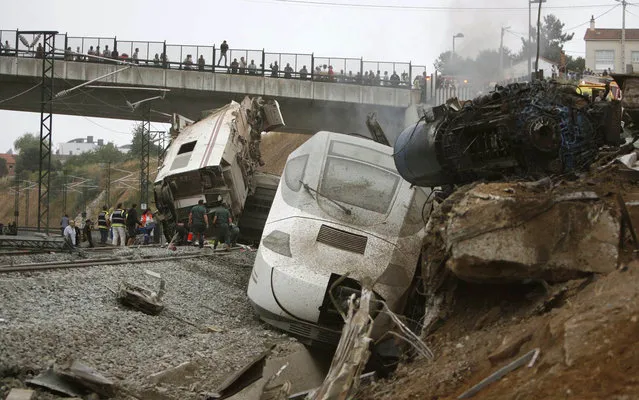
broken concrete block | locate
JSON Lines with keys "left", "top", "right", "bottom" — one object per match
{"left": 441, "top": 183, "right": 619, "bottom": 283}
{"left": 488, "top": 332, "right": 533, "bottom": 365}
{"left": 5, "top": 388, "right": 35, "bottom": 400}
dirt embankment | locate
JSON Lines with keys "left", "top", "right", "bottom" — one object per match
{"left": 258, "top": 132, "right": 310, "bottom": 175}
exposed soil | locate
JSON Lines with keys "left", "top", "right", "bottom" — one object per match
{"left": 258, "top": 132, "right": 310, "bottom": 175}
{"left": 359, "top": 240, "right": 639, "bottom": 400}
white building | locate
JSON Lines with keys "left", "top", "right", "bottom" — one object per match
{"left": 585, "top": 16, "right": 639, "bottom": 73}
{"left": 505, "top": 57, "right": 556, "bottom": 81}
{"left": 57, "top": 136, "right": 105, "bottom": 156}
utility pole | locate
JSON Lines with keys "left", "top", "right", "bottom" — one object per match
{"left": 618, "top": 0, "right": 627, "bottom": 73}
{"left": 535, "top": 0, "right": 543, "bottom": 75}
{"left": 500, "top": 26, "right": 511, "bottom": 79}
{"left": 529, "top": 0, "right": 546, "bottom": 79}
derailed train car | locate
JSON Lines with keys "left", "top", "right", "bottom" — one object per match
{"left": 247, "top": 131, "right": 432, "bottom": 345}
{"left": 394, "top": 80, "right": 622, "bottom": 187}
{"left": 154, "top": 97, "right": 284, "bottom": 241}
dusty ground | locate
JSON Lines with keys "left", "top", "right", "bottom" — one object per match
{"left": 258, "top": 132, "right": 310, "bottom": 175}
{"left": 359, "top": 164, "right": 639, "bottom": 400}
{"left": 0, "top": 247, "right": 296, "bottom": 400}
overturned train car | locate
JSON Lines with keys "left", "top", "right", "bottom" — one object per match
{"left": 154, "top": 97, "right": 284, "bottom": 242}
{"left": 394, "top": 80, "right": 622, "bottom": 187}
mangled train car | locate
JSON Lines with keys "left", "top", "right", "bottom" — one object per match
{"left": 247, "top": 131, "right": 432, "bottom": 345}
{"left": 154, "top": 97, "right": 284, "bottom": 242}
{"left": 394, "top": 80, "right": 622, "bottom": 188}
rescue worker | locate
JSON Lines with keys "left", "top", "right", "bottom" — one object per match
{"left": 126, "top": 204, "right": 140, "bottom": 246}
{"left": 64, "top": 220, "right": 76, "bottom": 248}
{"left": 110, "top": 203, "right": 127, "bottom": 247}
{"left": 212, "top": 199, "right": 232, "bottom": 250}
{"left": 83, "top": 218, "right": 94, "bottom": 248}
{"left": 97, "top": 206, "right": 110, "bottom": 244}
{"left": 189, "top": 199, "right": 209, "bottom": 249}
{"left": 140, "top": 209, "right": 155, "bottom": 245}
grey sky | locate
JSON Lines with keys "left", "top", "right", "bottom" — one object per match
{"left": 1, "top": 0, "right": 637, "bottom": 152}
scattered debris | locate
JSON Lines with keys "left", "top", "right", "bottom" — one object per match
{"left": 116, "top": 272, "right": 166, "bottom": 315}
{"left": 5, "top": 388, "right": 35, "bottom": 400}
{"left": 208, "top": 347, "right": 274, "bottom": 400}
{"left": 259, "top": 363, "right": 291, "bottom": 400}
{"left": 26, "top": 360, "right": 114, "bottom": 398}
{"left": 457, "top": 348, "right": 540, "bottom": 399}
{"left": 308, "top": 281, "right": 374, "bottom": 400}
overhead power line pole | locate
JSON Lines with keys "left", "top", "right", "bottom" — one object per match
{"left": 619, "top": 0, "right": 627, "bottom": 72}
{"left": 529, "top": 0, "right": 546, "bottom": 79}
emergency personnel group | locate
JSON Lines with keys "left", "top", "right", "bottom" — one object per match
{"left": 62, "top": 199, "right": 238, "bottom": 249}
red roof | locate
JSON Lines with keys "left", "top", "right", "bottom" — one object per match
{"left": 0, "top": 154, "right": 16, "bottom": 164}
{"left": 584, "top": 28, "right": 639, "bottom": 41}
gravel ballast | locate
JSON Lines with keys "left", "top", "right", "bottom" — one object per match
{"left": 0, "top": 246, "right": 294, "bottom": 399}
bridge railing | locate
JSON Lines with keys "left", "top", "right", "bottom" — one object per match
{"left": 0, "top": 29, "right": 427, "bottom": 90}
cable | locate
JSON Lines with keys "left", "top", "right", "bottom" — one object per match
{"left": 565, "top": 4, "right": 620, "bottom": 31}
{"left": 251, "top": 0, "right": 617, "bottom": 11}
{"left": 0, "top": 83, "right": 41, "bottom": 104}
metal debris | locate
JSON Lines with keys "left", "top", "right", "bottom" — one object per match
{"left": 308, "top": 281, "right": 374, "bottom": 400}
{"left": 208, "top": 346, "right": 274, "bottom": 400}
{"left": 457, "top": 348, "right": 541, "bottom": 399}
{"left": 117, "top": 275, "right": 166, "bottom": 315}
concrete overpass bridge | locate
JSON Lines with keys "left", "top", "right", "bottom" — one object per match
{"left": 0, "top": 29, "right": 435, "bottom": 139}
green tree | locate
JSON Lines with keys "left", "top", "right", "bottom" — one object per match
{"left": 128, "top": 123, "right": 159, "bottom": 160}
{"left": 566, "top": 56, "right": 586, "bottom": 73}
{"left": 0, "top": 158, "right": 8, "bottom": 178}
{"left": 518, "top": 14, "right": 575, "bottom": 64}
{"left": 14, "top": 133, "right": 41, "bottom": 175}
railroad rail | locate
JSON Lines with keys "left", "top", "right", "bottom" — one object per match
{"left": 0, "top": 254, "right": 210, "bottom": 274}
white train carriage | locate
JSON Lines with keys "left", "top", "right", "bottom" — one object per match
{"left": 247, "top": 131, "right": 431, "bottom": 345}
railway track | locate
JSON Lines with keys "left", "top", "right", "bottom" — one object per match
{"left": 0, "top": 253, "right": 210, "bottom": 274}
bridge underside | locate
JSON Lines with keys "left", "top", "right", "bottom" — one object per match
{"left": 0, "top": 75, "right": 407, "bottom": 140}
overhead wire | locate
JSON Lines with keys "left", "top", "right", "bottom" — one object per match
{"left": 565, "top": 4, "right": 620, "bottom": 31}
{"left": 252, "top": 0, "right": 617, "bottom": 11}
{"left": 0, "top": 83, "right": 42, "bottom": 104}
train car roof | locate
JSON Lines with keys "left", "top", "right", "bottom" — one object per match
{"left": 155, "top": 102, "right": 239, "bottom": 182}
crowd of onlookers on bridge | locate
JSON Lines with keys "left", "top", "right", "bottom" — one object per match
{"left": 0, "top": 38, "right": 424, "bottom": 88}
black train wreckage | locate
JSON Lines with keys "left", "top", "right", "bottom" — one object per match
{"left": 394, "top": 79, "right": 623, "bottom": 187}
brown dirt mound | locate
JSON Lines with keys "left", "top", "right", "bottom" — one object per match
{"left": 258, "top": 132, "right": 311, "bottom": 175}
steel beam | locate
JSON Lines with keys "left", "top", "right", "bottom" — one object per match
{"left": 37, "top": 31, "right": 57, "bottom": 234}
{"left": 139, "top": 108, "right": 151, "bottom": 208}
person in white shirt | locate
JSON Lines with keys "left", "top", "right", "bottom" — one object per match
{"left": 63, "top": 220, "right": 77, "bottom": 248}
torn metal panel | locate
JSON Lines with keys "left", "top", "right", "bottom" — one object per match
{"left": 0, "top": 234, "right": 71, "bottom": 251}
{"left": 308, "top": 284, "right": 374, "bottom": 400}
{"left": 56, "top": 359, "right": 116, "bottom": 398}
{"left": 26, "top": 368, "right": 84, "bottom": 398}
{"left": 208, "top": 347, "right": 273, "bottom": 400}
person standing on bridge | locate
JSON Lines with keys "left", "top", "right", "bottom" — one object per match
{"left": 189, "top": 199, "right": 209, "bottom": 249}
{"left": 110, "top": 203, "right": 127, "bottom": 247}
{"left": 97, "top": 206, "right": 110, "bottom": 244}
{"left": 60, "top": 213, "right": 70, "bottom": 236}
{"left": 217, "top": 40, "right": 229, "bottom": 66}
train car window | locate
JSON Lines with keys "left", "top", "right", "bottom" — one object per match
{"left": 321, "top": 157, "right": 400, "bottom": 214}
{"left": 177, "top": 141, "right": 197, "bottom": 154}
{"left": 284, "top": 155, "right": 309, "bottom": 192}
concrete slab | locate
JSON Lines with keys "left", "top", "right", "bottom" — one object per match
{"left": 165, "top": 69, "right": 183, "bottom": 89}
{"left": 85, "top": 63, "right": 117, "bottom": 83}
{"left": 324, "top": 83, "right": 347, "bottom": 102}
{"left": 140, "top": 67, "right": 166, "bottom": 87}
{"left": 65, "top": 61, "right": 86, "bottom": 81}
{"left": 244, "top": 75, "right": 265, "bottom": 95}
{"left": 215, "top": 73, "right": 231, "bottom": 93}
{"left": 263, "top": 76, "right": 279, "bottom": 97}
{"left": 298, "top": 80, "right": 313, "bottom": 99}
{"left": 0, "top": 56, "right": 17, "bottom": 75}
{"left": 5, "top": 388, "right": 35, "bottom": 400}
{"left": 344, "top": 85, "right": 361, "bottom": 103}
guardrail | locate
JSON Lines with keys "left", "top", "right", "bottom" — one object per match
{"left": 0, "top": 29, "right": 428, "bottom": 90}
